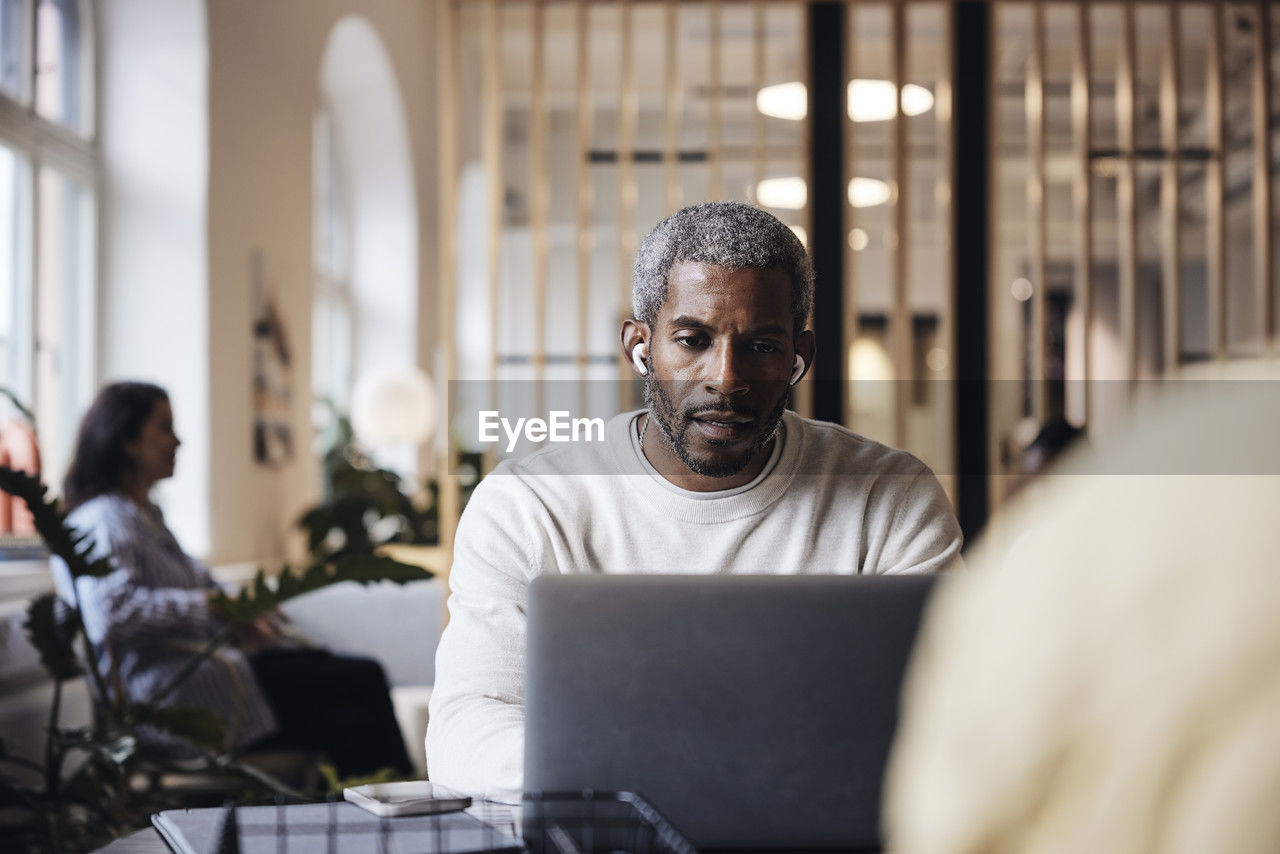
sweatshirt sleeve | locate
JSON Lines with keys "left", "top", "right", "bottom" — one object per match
{"left": 426, "top": 474, "right": 544, "bottom": 803}
{"left": 870, "top": 465, "right": 964, "bottom": 575}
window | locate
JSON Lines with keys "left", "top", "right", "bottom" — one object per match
{"left": 0, "top": 0, "right": 30, "bottom": 102}
{"left": 34, "top": 0, "right": 92, "bottom": 134}
{"left": 311, "top": 106, "right": 354, "bottom": 413}
{"left": 0, "top": 0, "right": 96, "bottom": 517}
{"left": 313, "top": 17, "right": 421, "bottom": 483}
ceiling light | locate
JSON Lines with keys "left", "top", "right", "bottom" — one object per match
{"left": 848, "top": 228, "right": 869, "bottom": 251}
{"left": 1011, "top": 278, "right": 1034, "bottom": 301}
{"left": 848, "top": 177, "right": 892, "bottom": 208}
{"left": 755, "top": 177, "right": 807, "bottom": 210}
{"left": 755, "top": 81, "right": 808, "bottom": 121}
{"left": 848, "top": 338, "right": 895, "bottom": 383}
{"left": 755, "top": 177, "right": 891, "bottom": 211}
{"left": 847, "top": 79, "right": 934, "bottom": 122}
{"left": 756, "top": 79, "right": 935, "bottom": 123}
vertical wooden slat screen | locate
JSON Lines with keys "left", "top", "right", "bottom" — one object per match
{"left": 1206, "top": 1, "right": 1227, "bottom": 359}
{"left": 434, "top": 0, "right": 1280, "bottom": 542}
{"left": 978, "top": 0, "right": 1276, "bottom": 487}
{"left": 1117, "top": 0, "right": 1138, "bottom": 381}
{"left": 449, "top": 0, "right": 821, "bottom": 451}
{"left": 1254, "top": 0, "right": 1274, "bottom": 349}
{"left": 708, "top": 0, "right": 724, "bottom": 200}
{"left": 663, "top": 0, "right": 681, "bottom": 215}
{"left": 1028, "top": 1, "right": 1047, "bottom": 419}
{"left": 437, "top": 0, "right": 461, "bottom": 552}
{"left": 753, "top": 1, "right": 767, "bottom": 192}
{"left": 1159, "top": 1, "right": 1181, "bottom": 372}
{"left": 575, "top": 0, "right": 593, "bottom": 405}
{"left": 891, "top": 0, "right": 909, "bottom": 449}
{"left": 482, "top": 0, "right": 503, "bottom": 473}
{"left": 617, "top": 0, "right": 637, "bottom": 403}
{"left": 1072, "top": 1, "right": 1093, "bottom": 427}
{"left": 531, "top": 0, "right": 549, "bottom": 416}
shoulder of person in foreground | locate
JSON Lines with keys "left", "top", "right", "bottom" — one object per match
{"left": 884, "top": 402, "right": 1280, "bottom": 853}
{"left": 792, "top": 414, "right": 964, "bottom": 574}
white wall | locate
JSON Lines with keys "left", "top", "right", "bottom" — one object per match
{"left": 98, "top": 0, "right": 211, "bottom": 554}
{"left": 320, "top": 17, "right": 418, "bottom": 385}
{"left": 203, "top": 0, "right": 437, "bottom": 565}
{"left": 98, "top": 1, "right": 437, "bottom": 565}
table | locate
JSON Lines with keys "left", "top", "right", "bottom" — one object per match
{"left": 91, "top": 801, "right": 521, "bottom": 853}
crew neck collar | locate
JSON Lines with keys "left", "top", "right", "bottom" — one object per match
{"left": 608, "top": 409, "right": 805, "bottom": 524}
{"left": 629, "top": 413, "right": 785, "bottom": 499}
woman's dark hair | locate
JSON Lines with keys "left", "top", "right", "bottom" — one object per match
{"left": 63, "top": 382, "right": 169, "bottom": 512}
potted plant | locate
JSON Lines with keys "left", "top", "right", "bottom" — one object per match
{"left": 0, "top": 467, "right": 432, "bottom": 853}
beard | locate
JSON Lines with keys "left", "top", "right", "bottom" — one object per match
{"left": 643, "top": 378, "right": 788, "bottom": 479}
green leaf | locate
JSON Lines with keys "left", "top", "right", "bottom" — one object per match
{"left": 0, "top": 466, "right": 113, "bottom": 580}
{"left": 22, "top": 593, "right": 82, "bottom": 681}
{"left": 209, "top": 554, "right": 432, "bottom": 625}
{"left": 127, "top": 704, "right": 226, "bottom": 753}
{"left": 320, "top": 763, "right": 403, "bottom": 795}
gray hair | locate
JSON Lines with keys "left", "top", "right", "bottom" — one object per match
{"left": 631, "top": 202, "right": 815, "bottom": 335}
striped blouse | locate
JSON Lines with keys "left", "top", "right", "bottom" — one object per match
{"left": 50, "top": 493, "right": 277, "bottom": 754}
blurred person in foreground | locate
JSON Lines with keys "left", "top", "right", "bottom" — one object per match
{"left": 51, "top": 381, "right": 412, "bottom": 778}
{"left": 884, "top": 361, "right": 1280, "bottom": 854}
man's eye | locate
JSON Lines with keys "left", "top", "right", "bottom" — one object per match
{"left": 752, "top": 342, "right": 780, "bottom": 354}
{"left": 676, "top": 335, "right": 708, "bottom": 348}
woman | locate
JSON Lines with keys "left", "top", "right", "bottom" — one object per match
{"left": 53, "top": 381, "right": 412, "bottom": 777}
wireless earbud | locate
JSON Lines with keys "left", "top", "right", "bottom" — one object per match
{"left": 790, "top": 355, "right": 805, "bottom": 386}
{"left": 632, "top": 343, "right": 649, "bottom": 376}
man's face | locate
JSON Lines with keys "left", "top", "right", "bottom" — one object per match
{"left": 643, "top": 261, "right": 800, "bottom": 480}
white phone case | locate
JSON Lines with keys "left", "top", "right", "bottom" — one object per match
{"left": 343, "top": 781, "right": 473, "bottom": 817}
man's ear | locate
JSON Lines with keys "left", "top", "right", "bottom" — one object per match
{"left": 793, "top": 329, "right": 816, "bottom": 383}
{"left": 621, "top": 320, "right": 651, "bottom": 377}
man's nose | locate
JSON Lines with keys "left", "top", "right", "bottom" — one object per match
{"left": 704, "top": 342, "right": 749, "bottom": 397}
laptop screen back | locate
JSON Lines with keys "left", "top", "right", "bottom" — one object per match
{"left": 524, "top": 574, "right": 936, "bottom": 851}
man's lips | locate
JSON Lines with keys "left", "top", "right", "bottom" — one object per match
{"left": 689, "top": 410, "right": 755, "bottom": 442}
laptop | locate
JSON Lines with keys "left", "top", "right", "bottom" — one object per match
{"left": 524, "top": 574, "right": 937, "bottom": 852}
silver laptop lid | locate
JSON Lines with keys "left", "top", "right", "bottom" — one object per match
{"left": 524, "top": 574, "right": 936, "bottom": 851}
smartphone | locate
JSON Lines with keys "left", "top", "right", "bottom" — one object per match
{"left": 343, "top": 781, "right": 473, "bottom": 817}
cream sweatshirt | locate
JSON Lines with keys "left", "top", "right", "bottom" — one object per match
{"left": 885, "top": 362, "right": 1280, "bottom": 854}
{"left": 426, "top": 409, "right": 962, "bottom": 802}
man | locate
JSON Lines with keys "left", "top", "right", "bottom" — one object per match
{"left": 426, "top": 202, "right": 962, "bottom": 801}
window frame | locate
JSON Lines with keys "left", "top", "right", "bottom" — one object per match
{"left": 311, "top": 103, "right": 356, "bottom": 414}
{"left": 0, "top": 0, "right": 99, "bottom": 557}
